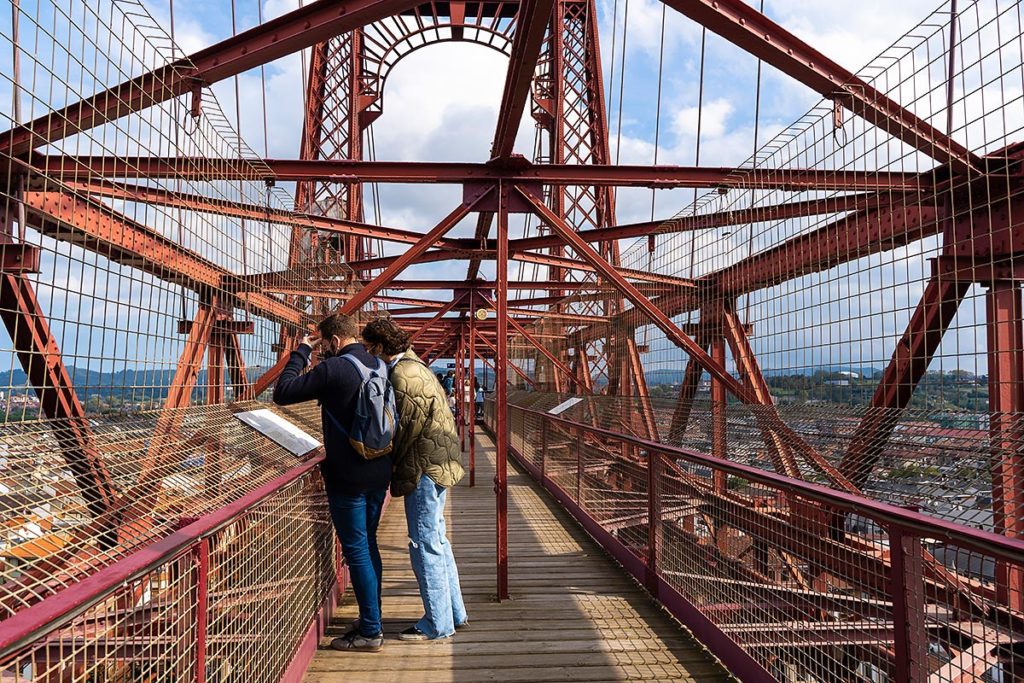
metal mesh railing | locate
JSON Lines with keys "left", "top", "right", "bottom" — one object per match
{"left": 494, "top": 394, "right": 1024, "bottom": 682}
{"left": 0, "top": 450, "right": 336, "bottom": 683}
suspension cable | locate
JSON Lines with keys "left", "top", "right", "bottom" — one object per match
{"left": 231, "top": 0, "right": 251, "bottom": 321}
{"left": 742, "top": 0, "right": 766, "bottom": 324}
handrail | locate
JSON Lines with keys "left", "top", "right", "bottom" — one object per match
{"left": 519, "top": 406, "right": 1024, "bottom": 564}
{"left": 0, "top": 450, "right": 325, "bottom": 660}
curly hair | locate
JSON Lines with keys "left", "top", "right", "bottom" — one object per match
{"left": 362, "top": 317, "right": 411, "bottom": 356}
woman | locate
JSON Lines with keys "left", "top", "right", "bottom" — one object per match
{"left": 362, "top": 317, "right": 469, "bottom": 641}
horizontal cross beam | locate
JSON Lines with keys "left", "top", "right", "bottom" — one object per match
{"left": 33, "top": 157, "right": 929, "bottom": 192}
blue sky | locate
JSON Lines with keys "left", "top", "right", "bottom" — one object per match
{"left": 0, "top": 0, "right": 1021, "bottom": 394}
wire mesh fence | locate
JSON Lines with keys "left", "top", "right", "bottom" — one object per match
{"left": 0, "top": 458, "right": 336, "bottom": 683}
{"left": 493, "top": 394, "right": 1024, "bottom": 683}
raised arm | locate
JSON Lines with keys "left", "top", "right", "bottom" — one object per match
{"left": 273, "top": 343, "right": 330, "bottom": 405}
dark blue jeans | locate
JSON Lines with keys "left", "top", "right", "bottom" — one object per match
{"left": 328, "top": 488, "right": 387, "bottom": 636}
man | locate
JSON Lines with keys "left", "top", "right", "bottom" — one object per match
{"left": 442, "top": 370, "right": 455, "bottom": 396}
{"left": 273, "top": 314, "right": 390, "bottom": 652}
{"left": 361, "top": 317, "right": 469, "bottom": 641}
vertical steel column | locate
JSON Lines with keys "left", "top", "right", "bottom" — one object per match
{"left": 0, "top": 273, "right": 117, "bottom": 518}
{"left": 456, "top": 331, "right": 466, "bottom": 451}
{"left": 495, "top": 182, "right": 510, "bottom": 601}
{"left": 195, "top": 537, "right": 210, "bottom": 683}
{"left": 469, "top": 293, "right": 477, "bottom": 487}
{"left": 710, "top": 337, "right": 728, "bottom": 493}
{"left": 645, "top": 450, "right": 661, "bottom": 596}
{"left": 889, "top": 527, "right": 927, "bottom": 682}
{"left": 986, "top": 281, "right": 1024, "bottom": 611}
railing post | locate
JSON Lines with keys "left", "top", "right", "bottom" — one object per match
{"left": 195, "top": 537, "right": 210, "bottom": 683}
{"left": 889, "top": 526, "right": 927, "bottom": 683}
{"left": 540, "top": 417, "right": 548, "bottom": 484}
{"left": 646, "top": 449, "right": 661, "bottom": 597}
{"left": 575, "top": 425, "right": 583, "bottom": 504}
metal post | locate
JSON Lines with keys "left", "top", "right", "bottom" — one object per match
{"left": 576, "top": 425, "right": 583, "bottom": 504}
{"left": 469, "top": 293, "right": 477, "bottom": 487}
{"left": 495, "top": 182, "right": 509, "bottom": 601}
{"left": 710, "top": 336, "right": 728, "bottom": 493}
{"left": 986, "top": 281, "right": 1024, "bottom": 611}
{"left": 195, "top": 537, "right": 210, "bottom": 683}
{"left": 456, "top": 331, "right": 466, "bottom": 451}
{"left": 889, "top": 527, "right": 927, "bottom": 683}
{"left": 540, "top": 416, "right": 548, "bottom": 484}
{"left": 646, "top": 449, "right": 661, "bottom": 596}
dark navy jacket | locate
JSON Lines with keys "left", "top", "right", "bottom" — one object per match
{"left": 272, "top": 342, "right": 392, "bottom": 495}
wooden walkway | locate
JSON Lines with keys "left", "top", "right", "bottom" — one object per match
{"left": 304, "top": 433, "right": 732, "bottom": 683}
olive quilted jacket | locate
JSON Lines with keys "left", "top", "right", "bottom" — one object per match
{"left": 389, "top": 349, "right": 465, "bottom": 496}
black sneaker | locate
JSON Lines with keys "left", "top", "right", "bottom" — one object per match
{"left": 455, "top": 621, "right": 470, "bottom": 631}
{"left": 330, "top": 629, "right": 383, "bottom": 652}
{"left": 398, "top": 626, "right": 430, "bottom": 642}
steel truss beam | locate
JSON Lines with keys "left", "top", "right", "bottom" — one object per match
{"left": 660, "top": 0, "right": 982, "bottom": 175}
{"left": 0, "top": 273, "right": 117, "bottom": 518}
{"left": 839, "top": 273, "right": 971, "bottom": 490}
{"left": 67, "top": 179, "right": 459, "bottom": 250}
{"left": 22, "top": 191, "right": 300, "bottom": 326}
{"left": 33, "top": 156, "right": 928, "bottom": 191}
{"left": 246, "top": 189, "right": 492, "bottom": 398}
{"left": 0, "top": 0, "right": 424, "bottom": 156}
{"left": 491, "top": 0, "right": 556, "bottom": 157}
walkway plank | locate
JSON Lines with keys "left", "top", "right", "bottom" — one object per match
{"left": 304, "top": 434, "right": 731, "bottom": 683}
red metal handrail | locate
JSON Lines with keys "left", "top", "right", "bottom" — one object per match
{"left": 0, "top": 450, "right": 334, "bottom": 683}
{"left": 498, "top": 403, "right": 1024, "bottom": 682}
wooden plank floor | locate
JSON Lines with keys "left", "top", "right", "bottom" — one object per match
{"left": 304, "top": 433, "right": 732, "bottom": 683}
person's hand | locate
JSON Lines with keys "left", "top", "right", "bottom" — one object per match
{"left": 300, "top": 334, "right": 320, "bottom": 349}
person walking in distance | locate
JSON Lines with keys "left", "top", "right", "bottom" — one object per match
{"left": 361, "top": 317, "right": 469, "bottom": 641}
{"left": 273, "top": 313, "right": 395, "bottom": 652}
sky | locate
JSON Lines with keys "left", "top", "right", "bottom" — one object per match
{"left": 0, "top": 0, "right": 1021, "bottom": 389}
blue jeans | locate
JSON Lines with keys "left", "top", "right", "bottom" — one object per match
{"left": 328, "top": 488, "right": 387, "bottom": 637}
{"left": 404, "top": 475, "right": 468, "bottom": 639}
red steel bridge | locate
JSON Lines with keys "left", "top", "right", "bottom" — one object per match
{"left": 0, "top": 0, "right": 1023, "bottom": 680}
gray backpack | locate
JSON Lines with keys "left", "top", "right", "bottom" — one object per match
{"left": 324, "top": 354, "right": 397, "bottom": 459}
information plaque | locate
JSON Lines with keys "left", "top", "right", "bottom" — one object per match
{"left": 234, "top": 408, "right": 321, "bottom": 457}
{"left": 547, "top": 397, "right": 584, "bottom": 415}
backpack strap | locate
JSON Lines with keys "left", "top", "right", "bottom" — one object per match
{"left": 325, "top": 354, "right": 387, "bottom": 438}
{"left": 340, "top": 352, "right": 386, "bottom": 379}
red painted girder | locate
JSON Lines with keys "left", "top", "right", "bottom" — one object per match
{"left": 409, "top": 294, "right": 467, "bottom": 344}
{"left": 475, "top": 325, "right": 532, "bottom": 388}
{"left": 245, "top": 189, "right": 491, "bottom": 399}
{"left": 569, "top": 201, "right": 942, "bottom": 349}
{"left": 37, "top": 156, "right": 928, "bottom": 191}
{"left": 716, "top": 301, "right": 827, "bottom": 483}
{"left": 517, "top": 185, "right": 754, "bottom": 402}
{"left": 625, "top": 338, "right": 659, "bottom": 441}
{"left": 0, "top": 273, "right": 117, "bottom": 518}
{"left": 491, "top": 0, "right": 556, "bottom": 157}
{"left": 712, "top": 203, "right": 941, "bottom": 295}
{"left": 0, "top": 0, "right": 424, "bottom": 156}
{"left": 660, "top": 0, "right": 982, "bottom": 175}
{"left": 390, "top": 304, "right": 607, "bottom": 324}
{"left": 346, "top": 245, "right": 697, "bottom": 288}
{"left": 325, "top": 279, "right": 673, "bottom": 294}
{"left": 68, "top": 179, "right": 466, "bottom": 249}
{"left": 131, "top": 304, "right": 217, "bottom": 522}
{"left": 343, "top": 187, "right": 491, "bottom": 313}
{"left": 481, "top": 293, "right": 586, "bottom": 393}
{"left": 22, "top": 191, "right": 301, "bottom": 326}
{"left": 839, "top": 274, "right": 970, "bottom": 490}
{"left": 511, "top": 191, "right": 897, "bottom": 251}
{"left": 985, "top": 282, "right": 1024, "bottom": 611}
{"left": 221, "top": 332, "right": 249, "bottom": 393}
